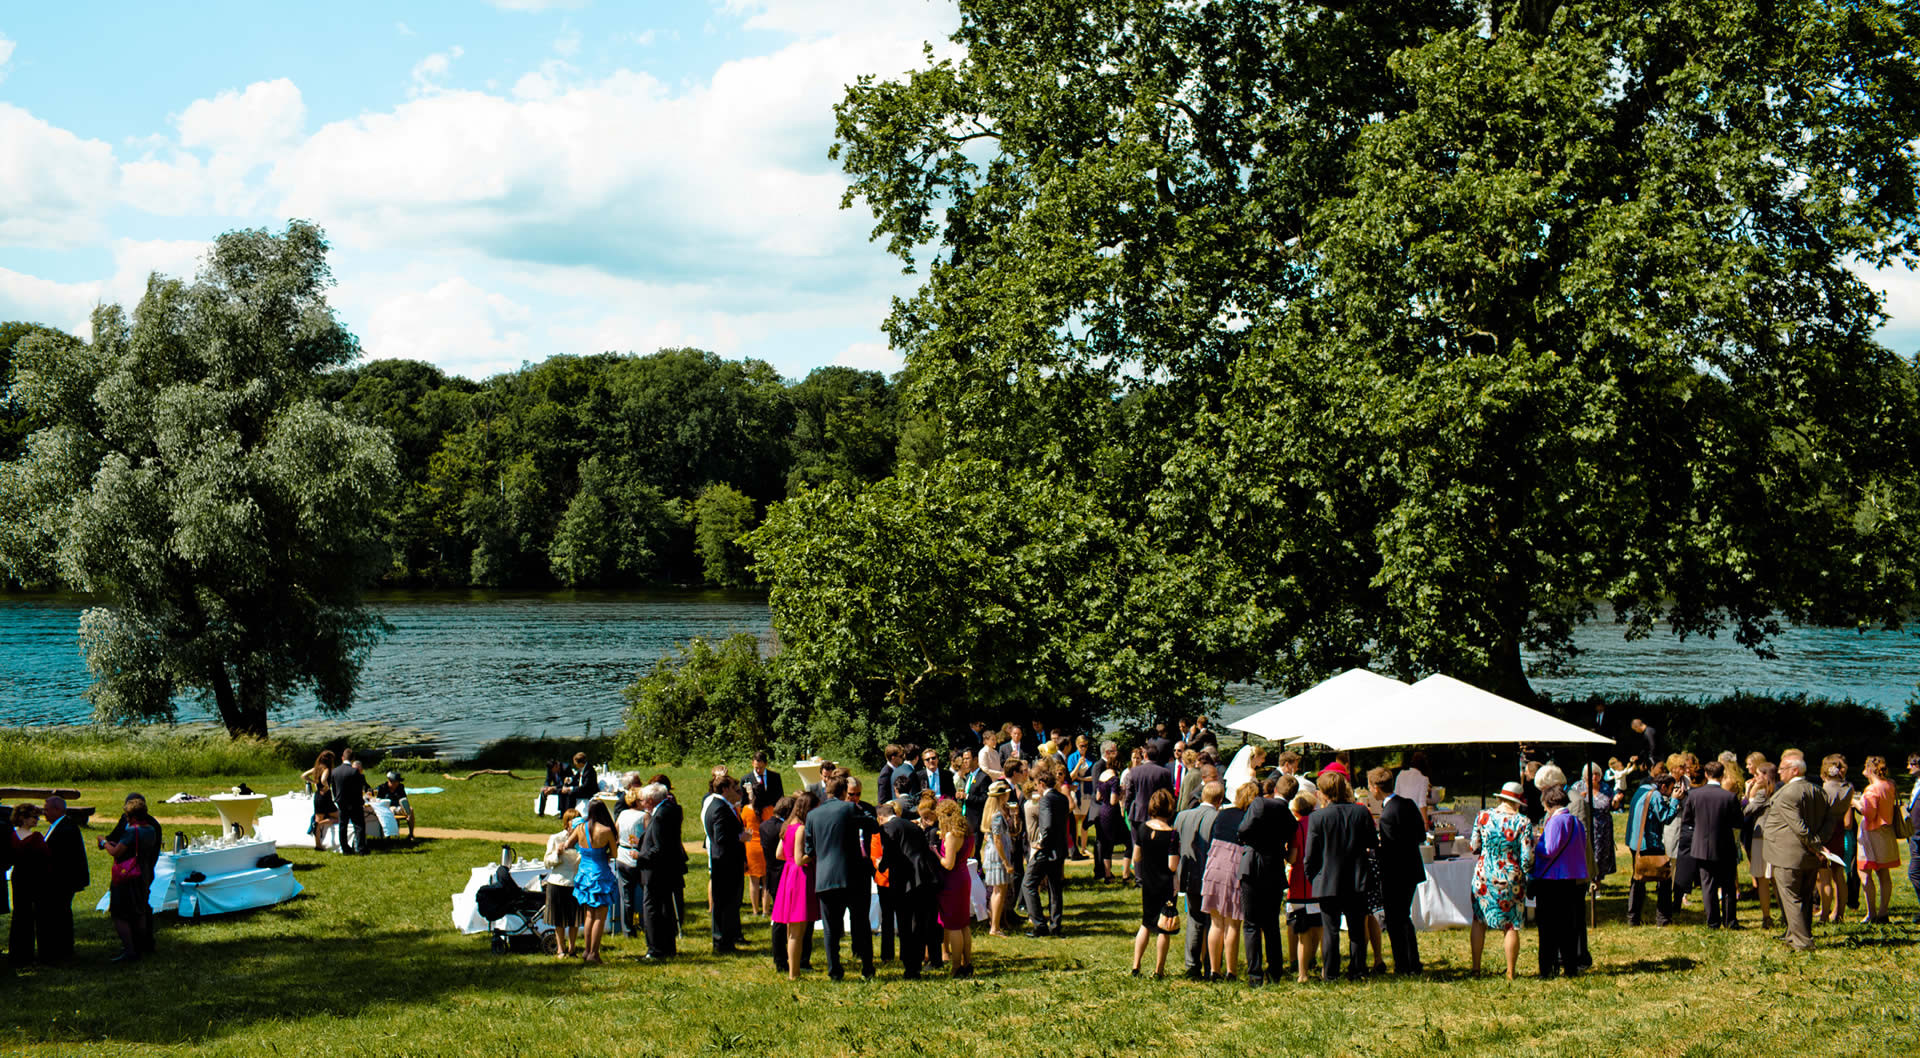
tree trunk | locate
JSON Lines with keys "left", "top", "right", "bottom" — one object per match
{"left": 1486, "top": 629, "right": 1538, "bottom": 705}
{"left": 209, "top": 663, "right": 269, "bottom": 740}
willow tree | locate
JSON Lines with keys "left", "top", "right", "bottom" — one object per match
{"left": 828, "top": 0, "right": 1920, "bottom": 705}
{"left": 0, "top": 222, "right": 398, "bottom": 738}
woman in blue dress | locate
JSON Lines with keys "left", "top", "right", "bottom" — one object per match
{"left": 564, "top": 797, "right": 620, "bottom": 964}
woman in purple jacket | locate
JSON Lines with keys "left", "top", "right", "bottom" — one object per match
{"left": 1531, "top": 787, "right": 1588, "bottom": 979}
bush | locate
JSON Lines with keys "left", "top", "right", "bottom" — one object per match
{"left": 613, "top": 634, "right": 876, "bottom": 766}
{"left": 0, "top": 722, "right": 441, "bottom": 782}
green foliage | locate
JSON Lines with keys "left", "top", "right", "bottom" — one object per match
{"left": 0, "top": 222, "right": 399, "bottom": 738}
{"left": 614, "top": 633, "right": 782, "bottom": 764}
{"left": 549, "top": 454, "right": 677, "bottom": 587}
{"left": 692, "top": 483, "right": 757, "bottom": 588}
{"left": 0, "top": 320, "right": 69, "bottom": 466}
{"left": 823, "top": 0, "right": 1920, "bottom": 709}
{"left": 785, "top": 365, "right": 899, "bottom": 491}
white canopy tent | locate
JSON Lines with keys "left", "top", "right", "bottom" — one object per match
{"left": 1284, "top": 673, "right": 1612, "bottom": 750}
{"left": 1225, "top": 667, "right": 1412, "bottom": 743}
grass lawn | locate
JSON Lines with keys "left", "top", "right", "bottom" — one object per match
{"left": 6, "top": 769, "right": 1917, "bottom": 1056}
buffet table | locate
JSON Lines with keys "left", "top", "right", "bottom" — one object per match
{"left": 256, "top": 792, "right": 400, "bottom": 849}
{"left": 94, "top": 837, "right": 301, "bottom": 917}
{"left": 1413, "top": 855, "right": 1478, "bottom": 931}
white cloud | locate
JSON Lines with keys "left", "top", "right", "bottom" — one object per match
{"left": 832, "top": 341, "right": 902, "bottom": 373}
{"left": 409, "top": 46, "right": 464, "bottom": 97}
{"left": 349, "top": 274, "right": 534, "bottom": 379}
{"left": 0, "top": 33, "right": 16, "bottom": 78}
{"left": 0, "top": 103, "right": 117, "bottom": 247}
{"left": 554, "top": 27, "right": 582, "bottom": 57}
{"left": 127, "top": 78, "right": 310, "bottom": 214}
{"left": 395, "top": 21, "right": 416, "bottom": 36}
{"left": 720, "top": 0, "right": 956, "bottom": 39}
{"left": 0, "top": 238, "right": 207, "bottom": 337}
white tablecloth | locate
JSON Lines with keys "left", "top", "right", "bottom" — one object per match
{"left": 95, "top": 838, "right": 283, "bottom": 915}
{"left": 177, "top": 865, "right": 302, "bottom": 917}
{"left": 452, "top": 861, "right": 548, "bottom": 934}
{"left": 1413, "top": 855, "right": 1478, "bottom": 931}
{"left": 257, "top": 793, "right": 399, "bottom": 849}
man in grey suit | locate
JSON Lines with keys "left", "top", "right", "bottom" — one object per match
{"left": 1173, "top": 780, "right": 1222, "bottom": 978}
{"left": 1756, "top": 757, "right": 1829, "bottom": 951}
{"left": 1022, "top": 769, "right": 1071, "bottom": 936}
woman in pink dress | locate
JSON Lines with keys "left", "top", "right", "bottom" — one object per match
{"left": 1855, "top": 757, "right": 1899, "bottom": 924}
{"left": 771, "top": 792, "right": 819, "bottom": 979}
{"left": 934, "top": 799, "right": 976, "bottom": 978}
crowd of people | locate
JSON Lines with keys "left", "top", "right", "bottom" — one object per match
{"left": 531, "top": 716, "right": 1919, "bottom": 982}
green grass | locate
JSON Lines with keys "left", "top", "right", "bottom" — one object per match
{"left": 5, "top": 764, "right": 1918, "bottom": 1056}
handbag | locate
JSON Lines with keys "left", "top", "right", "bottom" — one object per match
{"left": 1891, "top": 788, "right": 1915, "bottom": 841}
{"left": 1156, "top": 899, "right": 1181, "bottom": 935}
{"left": 1630, "top": 791, "right": 1671, "bottom": 882}
{"left": 110, "top": 855, "right": 142, "bottom": 887}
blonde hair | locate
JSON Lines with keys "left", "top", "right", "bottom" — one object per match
{"left": 934, "top": 798, "right": 970, "bottom": 839}
{"left": 1233, "top": 782, "right": 1259, "bottom": 810}
{"left": 1864, "top": 756, "right": 1887, "bottom": 780}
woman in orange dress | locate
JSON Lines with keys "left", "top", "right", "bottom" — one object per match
{"left": 1855, "top": 756, "right": 1899, "bottom": 924}
{"left": 741, "top": 798, "right": 768, "bottom": 915}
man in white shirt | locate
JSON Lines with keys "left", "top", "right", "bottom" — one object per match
{"left": 1393, "top": 751, "right": 1433, "bottom": 827}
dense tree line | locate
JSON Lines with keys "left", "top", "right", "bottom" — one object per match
{"left": 306, "top": 350, "right": 905, "bottom": 590}
{"left": 5, "top": 330, "right": 909, "bottom": 592}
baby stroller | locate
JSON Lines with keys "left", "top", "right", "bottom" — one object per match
{"left": 475, "top": 864, "right": 557, "bottom": 955}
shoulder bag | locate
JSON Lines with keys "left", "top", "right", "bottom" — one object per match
{"left": 1890, "top": 784, "right": 1914, "bottom": 840}
{"left": 1631, "top": 792, "right": 1671, "bottom": 882}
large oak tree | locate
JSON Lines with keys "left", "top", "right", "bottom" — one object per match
{"left": 805, "top": 0, "right": 1920, "bottom": 711}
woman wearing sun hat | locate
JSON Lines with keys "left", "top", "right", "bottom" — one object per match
{"left": 1468, "top": 781, "right": 1536, "bottom": 979}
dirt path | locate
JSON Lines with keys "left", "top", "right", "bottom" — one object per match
{"left": 152, "top": 817, "right": 708, "bottom": 853}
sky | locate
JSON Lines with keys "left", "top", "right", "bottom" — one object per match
{"left": 0, "top": 2, "right": 1915, "bottom": 384}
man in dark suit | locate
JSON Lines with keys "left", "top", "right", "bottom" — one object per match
{"left": 330, "top": 752, "right": 368, "bottom": 855}
{"left": 1372, "top": 767, "right": 1428, "bottom": 973}
{"left": 1173, "top": 780, "right": 1222, "bottom": 978}
{"left": 1237, "top": 789, "right": 1292, "bottom": 985}
{"left": 558, "top": 751, "right": 597, "bottom": 814}
{"left": 703, "top": 776, "right": 748, "bottom": 953}
{"left": 876, "top": 745, "right": 904, "bottom": 806}
{"left": 1127, "top": 739, "right": 1175, "bottom": 846}
{"left": 1189, "top": 716, "right": 1219, "bottom": 753}
{"left": 956, "top": 749, "right": 990, "bottom": 840}
{"left": 39, "top": 797, "right": 88, "bottom": 963}
{"left": 1679, "top": 761, "right": 1740, "bottom": 928}
{"left": 879, "top": 789, "right": 940, "bottom": 979}
{"left": 1001, "top": 725, "right": 1029, "bottom": 765}
{"left": 1022, "top": 769, "right": 1071, "bottom": 936}
{"left": 745, "top": 751, "right": 783, "bottom": 811}
{"left": 805, "top": 761, "right": 837, "bottom": 802}
{"left": 1305, "top": 771, "right": 1378, "bottom": 980}
{"left": 917, "top": 748, "right": 954, "bottom": 801}
{"left": 636, "top": 782, "right": 686, "bottom": 959}
{"left": 805, "top": 776, "right": 877, "bottom": 980}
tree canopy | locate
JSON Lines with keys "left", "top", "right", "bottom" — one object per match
{"left": 779, "top": 0, "right": 1920, "bottom": 718}
{"left": 0, "top": 222, "right": 398, "bottom": 738}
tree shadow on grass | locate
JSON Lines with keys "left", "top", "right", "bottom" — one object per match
{"left": 0, "top": 909, "right": 570, "bottom": 1047}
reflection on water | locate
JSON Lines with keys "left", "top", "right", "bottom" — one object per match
{"left": 3, "top": 592, "right": 1914, "bottom": 753}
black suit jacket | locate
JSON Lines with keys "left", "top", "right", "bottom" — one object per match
{"left": 805, "top": 798, "right": 875, "bottom": 893}
{"left": 1679, "top": 784, "right": 1741, "bottom": 863}
{"left": 1376, "top": 795, "right": 1429, "bottom": 891}
{"left": 330, "top": 763, "right": 367, "bottom": 811}
{"left": 1030, "top": 789, "right": 1071, "bottom": 862}
{"left": 918, "top": 766, "right": 956, "bottom": 801}
{"left": 959, "top": 768, "right": 991, "bottom": 832}
{"left": 745, "top": 768, "right": 783, "bottom": 810}
{"left": 703, "top": 796, "right": 746, "bottom": 871}
{"left": 1305, "top": 801, "right": 1377, "bottom": 899}
{"left": 638, "top": 798, "right": 687, "bottom": 876}
{"left": 1127, "top": 761, "right": 1174, "bottom": 824}
{"left": 1235, "top": 796, "right": 1293, "bottom": 899}
{"left": 880, "top": 814, "right": 939, "bottom": 893}
{"left": 45, "top": 814, "right": 89, "bottom": 895}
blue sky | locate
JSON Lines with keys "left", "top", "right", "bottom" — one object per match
{"left": 0, "top": 2, "right": 1914, "bottom": 383}
{"left": 0, "top": 0, "right": 961, "bottom": 380}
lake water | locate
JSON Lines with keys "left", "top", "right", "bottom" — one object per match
{"left": 2, "top": 591, "right": 1915, "bottom": 754}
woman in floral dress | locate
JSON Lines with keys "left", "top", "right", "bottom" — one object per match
{"left": 1469, "top": 781, "right": 1536, "bottom": 979}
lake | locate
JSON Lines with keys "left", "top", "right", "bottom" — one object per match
{"left": 3, "top": 591, "right": 1915, "bottom": 754}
